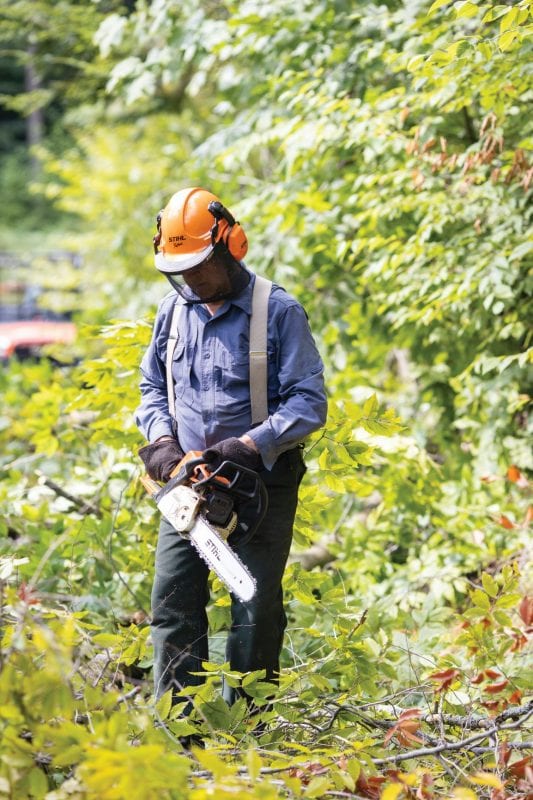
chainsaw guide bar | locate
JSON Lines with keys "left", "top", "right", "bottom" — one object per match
{"left": 188, "top": 515, "right": 256, "bottom": 602}
{"left": 141, "top": 457, "right": 264, "bottom": 603}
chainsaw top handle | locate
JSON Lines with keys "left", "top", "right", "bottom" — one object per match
{"left": 161, "top": 452, "right": 269, "bottom": 539}
{"left": 171, "top": 453, "right": 267, "bottom": 502}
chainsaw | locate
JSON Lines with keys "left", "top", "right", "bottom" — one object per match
{"left": 141, "top": 452, "right": 268, "bottom": 602}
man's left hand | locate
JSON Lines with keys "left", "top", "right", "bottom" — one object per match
{"left": 202, "top": 437, "right": 264, "bottom": 471}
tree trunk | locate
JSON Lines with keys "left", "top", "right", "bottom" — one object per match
{"left": 25, "top": 44, "right": 43, "bottom": 180}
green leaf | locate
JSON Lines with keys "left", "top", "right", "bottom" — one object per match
{"left": 500, "top": 7, "right": 518, "bottom": 33}
{"left": 155, "top": 689, "right": 173, "bottom": 721}
{"left": 305, "top": 775, "right": 333, "bottom": 797}
{"left": 455, "top": 2, "right": 480, "bottom": 20}
{"left": 428, "top": 0, "right": 451, "bottom": 14}
{"left": 481, "top": 572, "right": 499, "bottom": 599}
{"left": 495, "top": 593, "right": 522, "bottom": 609}
{"left": 478, "top": 41, "right": 492, "bottom": 59}
{"left": 28, "top": 768, "right": 48, "bottom": 799}
{"left": 492, "top": 609, "right": 512, "bottom": 626}
{"left": 362, "top": 393, "right": 379, "bottom": 416}
{"left": 324, "top": 472, "right": 346, "bottom": 492}
{"left": 242, "top": 669, "right": 267, "bottom": 688}
{"left": 499, "top": 30, "right": 518, "bottom": 51}
{"left": 318, "top": 448, "right": 330, "bottom": 470}
{"left": 92, "top": 632, "right": 121, "bottom": 648}
{"left": 509, "top": 241, "right": 533, "bottom": 261}
{"left": 246, "top": 749, "right": 262, "bottom": 781}
{"left": 471, "top": 589, "right": 491, "bottom": 611}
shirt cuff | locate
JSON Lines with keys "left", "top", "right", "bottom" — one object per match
{"left": 246, "top": 423, "right": 278, "bottom": 471}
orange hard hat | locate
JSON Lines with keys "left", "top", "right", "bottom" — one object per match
{"left": 154, "top": 187, "right": 248, "bottom": 274}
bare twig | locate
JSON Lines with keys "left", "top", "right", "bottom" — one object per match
{"left": 36, "top": 470, "right": 101, "bottom": 516}
{"left": 469, "top": 742, "right": 533, "bottom": 754}
{"left": 116, "top": 686, "right": 142, "bottom": 705}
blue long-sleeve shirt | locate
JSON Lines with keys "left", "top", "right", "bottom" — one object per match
{"left": 135, "top": 272, "right": 327, "bottom": 470}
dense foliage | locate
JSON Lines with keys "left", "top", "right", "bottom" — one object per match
{"left": 0, "top": 0, "right": 531, "bottom": 798}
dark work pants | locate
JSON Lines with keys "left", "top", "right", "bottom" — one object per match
{"left": 150, "top": 447, "right": 306, "bottom": 705}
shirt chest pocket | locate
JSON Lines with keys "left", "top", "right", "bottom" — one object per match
{"left": 221, "top": 347, "right": 279, "bottom": 399}
{"left": 221, "top": 348, "right": 250, "bottom": 399}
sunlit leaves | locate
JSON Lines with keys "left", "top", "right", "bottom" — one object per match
{"left": 1, "top": 0, "right": 532, "bottom": 797}
{"left": 78, "top": 744, "right": 189, "bottom": 800}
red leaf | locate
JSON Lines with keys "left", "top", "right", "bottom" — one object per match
{"left": 510, "top": 632, "right": 528, "bottom": 652}
{"left": 416, "top": 773, "right": 434, "bottom": 800}
{"left": 497, "top": 514, "right": 517, "bottom": 529}
{"left": 18, "top": 581, "right": 39, "bottom": 605}
{"left": 519, "top": 596, "right": 533, "bottom": 626}
{"left": 481, "top": 700, "right": 503, "bottom": 713}
{"left": 508, "top": 689, "right": 522, "bottom": 704}
{"left": 471, "top": 672, "right": 486, "bottom": 685}
{"left": 498, "top": 742, "right": 511, "bottom": 768}
{"left": 356, "top": 770, "right": 386, "bottom": 799}
{"left": 508, "top": 755, "right": 532, "bottom": 780}
{"left": 429, "top": 668, "right": 458, "bottom": 679}
{"left": 387, "top": 709, "right": 425, "bottom": 747}
{"left": 524, "top": 505, "right": 533, "bottom": 525}
{"left": 485, "top": 669, "right": 503, "bottom": 680}
{"left": 507, "top": 465, "right": 529, "bottom": 488}
{"left": 507, "top": 465, "right": 521, "bottom": 482}
{"left": 429, "top": 668, "right": 460, "bottom": 691}
{"left": 396, "top": 725, "right": 425, "bottom": 746}
{"left": 484, "top": 679, "right": 510, "bottom": 694}
{"left": 289, "top": 762, "right": 328, "bottom": 782}
{"left": 398, "top": 708, "right": 423, "bottom": 720}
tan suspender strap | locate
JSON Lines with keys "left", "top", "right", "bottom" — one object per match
{"left": 166, "top": 299, "right": 183, "bottom": 420}
{"left": 249, "top": 275, "right": 272, "bottom": 424}
{"left": 166, "top": 279, "right": 271, "bottom": 425}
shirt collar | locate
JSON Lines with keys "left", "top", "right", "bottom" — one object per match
{"left": 229, "top": 269, "right": 255, "bottom": 315}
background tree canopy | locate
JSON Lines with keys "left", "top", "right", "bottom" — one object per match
{"left": 0, "top": 1, "right": 531, "bottom": 798}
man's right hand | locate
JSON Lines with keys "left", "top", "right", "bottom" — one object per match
{"left": 138, "top": 437, "right": 185, "bottom": 482}
{"left": 202, "top": 437, "right": 263, "bottom": 472}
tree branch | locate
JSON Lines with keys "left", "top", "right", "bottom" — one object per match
{"left": 36, "top": 471, "right": 101, "bottom": 516}
{"left": 372, "top": 704, "right": 532, "bottom": 765}
{"left": 462, "top": 106, "right": 477, "bottom": 144}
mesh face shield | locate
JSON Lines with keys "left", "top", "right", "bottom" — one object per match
{"left": 163, "top": 249, "right": 251, "bottom": 304}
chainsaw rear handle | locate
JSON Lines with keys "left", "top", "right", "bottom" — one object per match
{"left": 140, "top": 474, "right": 161, "bottom": 497}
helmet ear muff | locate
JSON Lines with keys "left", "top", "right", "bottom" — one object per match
{"left": 208, "top": 200, "right": 248, "bottom": 261}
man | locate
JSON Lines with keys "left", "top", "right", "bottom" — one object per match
{"left": 135, "top": 187, "right": 327, "bottom": 708}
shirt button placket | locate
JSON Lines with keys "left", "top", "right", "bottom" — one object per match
{"left": 202, "top": 328, "right": 215, "bottom": 432}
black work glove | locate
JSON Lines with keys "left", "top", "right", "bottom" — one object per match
{"left": 202, "top": 437, "right": 264, "bottom": 472}
{"left": 138, "top": 438, "right": 185, "bottom": 483}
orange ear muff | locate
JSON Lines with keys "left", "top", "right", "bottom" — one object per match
{"left": 224, "top": 220, "right": 248, "bottom": 260}
{"left": 208, "top": 201, "right": 248, "bottom": 261}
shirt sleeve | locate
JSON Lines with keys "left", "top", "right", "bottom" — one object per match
{"left": 246, "top": 302, "right": 328, "bottom": 469}
{"left": 134, "top": 302, "right": 175, "bottom": 443}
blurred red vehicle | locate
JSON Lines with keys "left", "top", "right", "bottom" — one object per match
{"left": 0, "top": 318, "right": 76, "bottom": 360}
{"left": 0, "top": 252, "right": 79, "bottom": 362}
